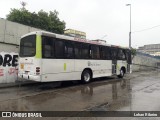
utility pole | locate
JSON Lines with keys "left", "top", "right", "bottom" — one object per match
{"left": 126, "top": 4, "right": 131, "bottom": 48}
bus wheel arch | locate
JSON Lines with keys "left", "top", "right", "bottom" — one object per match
{"left": 121, "top": 66, "right": 126, "bottom": 74}
{"left": 81, "top": 68, "right": 92, "bottom": 83}
{"left": 118, "top": 66, "right": 126, "bottom": 78}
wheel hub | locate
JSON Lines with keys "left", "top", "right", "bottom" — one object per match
{"left": 84, "top": 73, "right": 90, "bottom": 82}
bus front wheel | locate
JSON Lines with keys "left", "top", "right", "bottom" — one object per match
{"left": 118, "top": 69, "right": 124, "bottom": 78}
{"left": 81, "top": 70, "right": 91, "bottom": 83}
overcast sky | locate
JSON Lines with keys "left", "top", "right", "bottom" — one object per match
{"left": 1, "top": 0, "right": 160, "bottom": 48}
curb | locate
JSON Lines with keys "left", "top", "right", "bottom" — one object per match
{"left": 0, "top": 81, "right": 36, "bottom": 89}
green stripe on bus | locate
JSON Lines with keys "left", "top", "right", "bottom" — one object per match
{"left": 36, "top": 35, "right": 42, "bottom": 58}
{"left": 64, "top": 63, "right": 66, "bottom": 71}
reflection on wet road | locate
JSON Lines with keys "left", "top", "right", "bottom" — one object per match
{"left": 0, "top": 70, "right": 160, "bottom": 113}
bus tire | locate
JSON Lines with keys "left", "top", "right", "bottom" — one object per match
{"left": 118, "top": 69, "right": 124, "bottom": 78}
{"left": 81, "top": 70, "right": 91, "bottom": 83}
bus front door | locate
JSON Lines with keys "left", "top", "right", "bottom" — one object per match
{"left": 112, "top": 60, "right": 117, "bottom": 74}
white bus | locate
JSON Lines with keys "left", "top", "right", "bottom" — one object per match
{"left": 18, "top": 31, "right": 132, "bottom": 83}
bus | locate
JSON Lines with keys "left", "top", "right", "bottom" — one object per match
{"left": 18, "top": 31, "right": 132, "bottom": 83}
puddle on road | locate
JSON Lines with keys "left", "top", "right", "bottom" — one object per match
{"left": 0, "top": 78, "right": 131, "bottom": 111}
{"left": 1, "top": 72, "right": 160, "bottom": 112}
{"left": 143, "top": 83, "right": 160, "bottom": 93}
{"left": 86, "top": 102, "right": 109, "bottom": 111}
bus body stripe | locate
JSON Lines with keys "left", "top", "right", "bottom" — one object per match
{"left": 64, "top": 63, "right": 66, "bottom": 71}
{"left": 36, "top": 35, "right": 42, "bottom": 58}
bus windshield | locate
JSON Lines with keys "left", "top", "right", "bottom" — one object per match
{"left": 19, "top": 35, "right": 36, "bottom": 57}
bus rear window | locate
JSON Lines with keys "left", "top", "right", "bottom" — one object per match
{"left": 20, "top": 35, "right": 36, "bottom": 57}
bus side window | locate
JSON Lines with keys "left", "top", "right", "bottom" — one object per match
{"left": 55, "top": 40, "right": 64, "bottom": 58}
{"left": 91, "top": 45, "right": 100, "bottom": 59}
{"left": 125, "top": 50, "right": 132, "bottom": 64}
{"left": 100, "top": 46, "right": 106, "bottom": 59}
{"left": 117, "top": 49, "right": 126, "bottom": 60}
{"left": 81, "top": 43, "right": 89, "bottom": 59}
{"left": 122, "top": 49, "right": 126, "bottom": 60}
{"left": 65, "top": 41, "right": 74, "bottom": 58}
{"left": 74, "top": 42, "right": 82, "bottom": 59}
{"left": 106, "top": 47, "right": 111, "bottom": 60}
{"left": 111, "top": 48, "right": 118, "bottom": 60}
{"left": 96, "top": 46, "right": 100, "bottom": 59}
{"left": 42, "top": 36, "right": 54, "bottom": 58}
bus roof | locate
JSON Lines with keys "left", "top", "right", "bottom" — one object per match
{"left": 21, "top": 31, "right": 129, "bottom": 49}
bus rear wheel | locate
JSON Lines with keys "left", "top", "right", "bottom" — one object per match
{"left": 81, "top": 70, "right": 91, "bottom": 83}
{"left": 118, "top": 69, "right": 124, "bottom": 78}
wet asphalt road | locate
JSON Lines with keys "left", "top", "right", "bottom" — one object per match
{"left": 0, "top": 70, "right": 160, "bottom": 120}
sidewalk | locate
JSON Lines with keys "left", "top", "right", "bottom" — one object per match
{"left": 0, "top": 80, "right": 36, "bottom": 89}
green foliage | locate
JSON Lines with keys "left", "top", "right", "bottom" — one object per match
{"left": 7, "top": 8, "right": 65, "bottom": 34}
{"left": 131, "top": 48, "right": 137, "bottom": 58}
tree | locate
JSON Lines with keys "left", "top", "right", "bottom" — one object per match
{"left": 20, "top": 1, "right": 27, "bottom": 10}
{"left": 6, "top": 8, "right": 65, "bottom": 34}
{"left": 131, "top": 48, "right": 137, "bottom": 59}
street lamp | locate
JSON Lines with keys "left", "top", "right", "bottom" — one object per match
{"left": 126, "top": 4, "right": 131, "bottom": 49}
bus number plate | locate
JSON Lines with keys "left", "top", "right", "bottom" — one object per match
{"left": 21, "top": 64, "right": 24, "bottom": 69}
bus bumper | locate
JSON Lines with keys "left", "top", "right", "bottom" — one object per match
{"left": 18, "top": 73, "right": 41, "bottom": 82}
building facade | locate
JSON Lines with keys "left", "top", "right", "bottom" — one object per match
{"left": 64, "top": 29, "right": 86, "bottom": 39}
{"left": 0, "top": 18, "right": 41, "bottom": 83}
{"left": 137, "top": 44, "right": 160, "bottom": 56}
{"left": 0, "top": 18, "right": 42, "bottom": 53}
